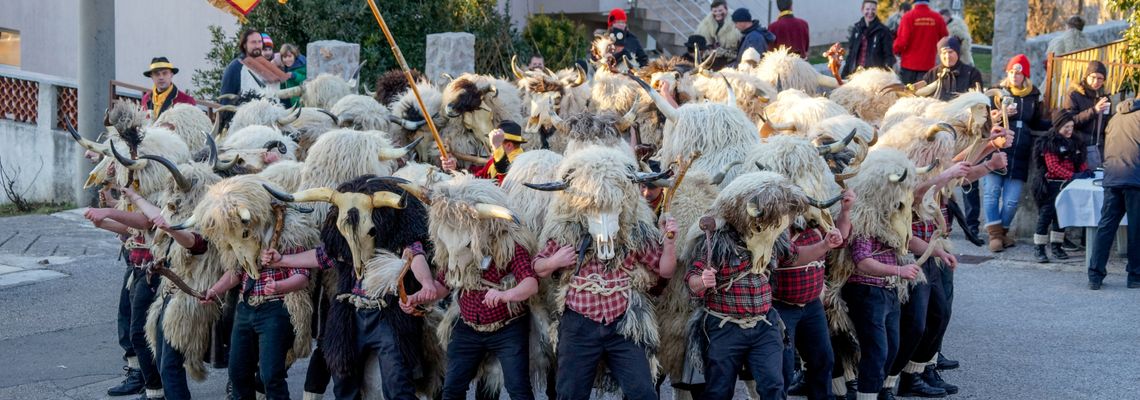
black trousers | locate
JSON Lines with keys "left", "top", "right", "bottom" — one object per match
{"left": 843, "top": 284, "right": 900, "bottom": 394}
{"left": 962, "top": 181, "right": 981, "bottom": 232}
{"left": 700, "top": 308, "right": 784, "bottom": 400}
{"left": 1036, "top": 181, "right": 1066, "bottom": 235}
{"left": 331, "top": 308, "right": 419, "bottom": 400}
{"left": 892, "top": 259, "right": 940, "bottom": 374}
{"left": 1088, "top": 186, "right": 1140, "bottom": 285}
{"left": 129, "top": 268, "right": 163, "bottom": 391}
{"left": 229, "top": 301, "right": 295, "bottom": 400}
{"left": 155, "top": 296, "right": 191, "bottom": 400}
{"left": 442, "top": 315, "right": 533, "bottom": 400}
{"left": 117, "top": 263, "right": 134, "bottom": 360}
{"left": 555, "top": 309, "right": 656, "bottom": 400}
{"left": 774, "top": 300, "right": 833, "bottom": 400}
{"left": 913, "top": 265, "right": 952, "bottom": 363}
{"left": 899, "top": 68, "right": 927, "bottom": 85}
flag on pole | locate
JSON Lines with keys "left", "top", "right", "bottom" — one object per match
{"left": 208, "top": 0, "right": 285, "bottom": 22}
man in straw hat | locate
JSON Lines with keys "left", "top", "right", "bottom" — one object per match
{"left": 141, "top": 57, "right": 196, "bottom": 120}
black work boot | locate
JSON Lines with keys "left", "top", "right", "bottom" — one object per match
{"left": 1051, "top": 243, "right": 1070, "bottom": 260}
{"left": 107, "top": 366, "right": 144, "bottom": 396}
{"left": 877, "top": 387, "right": 899, "bottom": 400}
{"left": 787, "top": 370, "right": 807, "bottom": 396}
{"left": 922, "top": 365, "right": 959, "bottom": 395}
{"left": 1035, "top": 244, "right": 1049, "bottom": 263}
{"left": 936, "top": 353, "right": 959, "bottom": 370}
{"left": 896, "top": 372, "right": 947, "bottom": 398}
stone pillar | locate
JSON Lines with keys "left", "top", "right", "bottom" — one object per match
{"left": 992, "top": 0, "right": 1028, "bottom": 86}
{"left": 306, "top": 40, "right": 360, "bottom": 82}
{"left": 425, "top": 33, "right": 474, "bottom": 83}
{"left": 76, "top": 0, "right": 114, "bottom": 206}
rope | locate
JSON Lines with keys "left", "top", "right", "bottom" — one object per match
{"left": 568, "top": 273, "right": 631, "bottom": 297}
{"left": 707, "top": 309, "right": 771, "bottom": 329}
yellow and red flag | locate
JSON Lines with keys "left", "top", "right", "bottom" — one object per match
{"left": 208, "top": 0, "right": 285, "bottom": 22}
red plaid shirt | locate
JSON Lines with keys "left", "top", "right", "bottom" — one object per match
{"left": 537, "top": 239, "right": 662, "bottom": 325}
{"left": 685, "top": 245, "right": 772, "bottom": 318}
{"left": 911, "top": 205, "right": 951, "bottom": 242}
{"left": 239, "top": 247, "right": 310, "bottom": 299}
{"left": 436, "top": 244, "right": 536, "bottom": 326}
{"left": 127, "top": 235, "right": 153, "bottom": 266}
{"left": 315, "top": 242, "right": 425, "bottom": 298}
{"left": 774, "top": 227, "right": 827, "bottom": 304}
{"left": 848, "top": 236, "right": 899, "bottom": 287}
{"left": 1043, "top": 151, "right": 1088, "bottom": 180}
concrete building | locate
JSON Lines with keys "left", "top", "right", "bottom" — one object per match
{"left": 0, "top": 0, "right": 236, "bottom": 93}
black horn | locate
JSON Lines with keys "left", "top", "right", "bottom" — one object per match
{"left": 631, "top": 169, "right": 674, "bottom": 184}
{"left": 523, "top": 181, "right": 570, "bottom": 191}
{"left": 262, "top": 183, "right": 295, "bottom": 202}
{"left": 109, "top": 140, "right": 139, "bottom": 167}
{"left": 806, "top": 193, "right": 843, "bottom": 209}
{"left": 141, "top": 155, "right": 191, "bottom": 192}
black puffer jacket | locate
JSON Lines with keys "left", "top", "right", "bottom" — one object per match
{"left": 841, "top": 18, "right": 895, "bottom": 77}
{"left": 922, "top": 61, "right": 984, "bottom": 101}
{"left": 991, "top": 84, "right": 1050, "bottom": 181}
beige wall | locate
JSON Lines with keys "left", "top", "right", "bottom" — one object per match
{"left": 0, "top": 0, "right": 235, "bottom": 94}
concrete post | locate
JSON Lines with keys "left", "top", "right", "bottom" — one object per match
{"left": 76, "top": 0, "right": 114, "bottom": 207}
{"left": 992, "top": 0, "right": 1028, "bottom": 86}
{"left": 425, "top": 33, "right": 475, "bottom": 83}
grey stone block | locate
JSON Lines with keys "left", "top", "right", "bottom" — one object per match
{"left": 425, "top": 32, "right": 475, "bottom": 83}
{"left": 306, "top": 40, "right": 361, "bottom": 82}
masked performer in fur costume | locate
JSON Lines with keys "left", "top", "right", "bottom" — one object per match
{"left": 527, "top": 146, "right": 677, "bottom": 400}
{"left": 173, "top": 174, "right": 319, "bottom": 400}
{"left": 260, "top": 175, "right": 442, "bottom": 400}
{"left": 402, "top": 174, "right": 546, "bottom": 400}
{"left": 751, "top": 135, "right": 855, "bottom": 400}
{"left": 682, "top": 171, "right": 834, "bottom": 400}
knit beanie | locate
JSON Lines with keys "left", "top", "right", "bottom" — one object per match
{"left": 1006, "top": 54, "right": 1031, "bottom": 77}
{"left": 608, "top": 8, "right": 627, "bottom": 28}
{"left": 1086, "top": 61, "right": 1107, "bottom": 77}
{"left": 732, "top": 8, "right": 752, "bottom": 22}
{"left": 937, "top": 36, "right": 961, "bottom": 55}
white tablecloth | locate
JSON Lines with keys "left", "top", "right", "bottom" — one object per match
{"left": 1056, "top": 175, "right": 1128, "bottom": 228}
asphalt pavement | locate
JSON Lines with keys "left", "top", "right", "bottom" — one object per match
{"left": 0, "top": 210, "right": 1137, "bottom": 399}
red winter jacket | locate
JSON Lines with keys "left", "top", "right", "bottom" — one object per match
{"left": 892, "top": 3, "right": 948, "bottom": 72}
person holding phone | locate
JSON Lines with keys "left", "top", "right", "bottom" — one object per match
{"left": 1061, "top": 61, "right": 1112, "bottom": 169}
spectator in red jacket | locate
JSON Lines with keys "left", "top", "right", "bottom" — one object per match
{"left": 769, "top": 0, "right": 810, "bottom": 57}
{"left": 892, "top": 0, "right": 948, "bottom": 84}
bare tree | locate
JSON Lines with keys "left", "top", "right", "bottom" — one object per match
{"left": 0, "top": 156, "right": 45, "bottom": 212}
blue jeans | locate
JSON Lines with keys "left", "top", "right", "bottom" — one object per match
{"left": 442, "top": 315, "right": 533, "bottom": 400}
{"left": 555, "top": 309, "right": 656, "bottom": 400}
{"left": 843, "top": 284, "right": 900, "bottom": 394}
{"left": 700, "top": 308, "right": 784, "bottom": 400}
{"left": 982, "top": 173, "right": 1024, "bottom": 228}
{"left": 774, "top": 300, "right": 832, "bottom": 400}
{"left": 155, "top": 296, "right": 191, "bottom": 400}
{"left": 229, "top": 300, "right": 294, "bottom": 400}
{"left": 331, "top": 308, "right": 419, "bottom": 400}
{"left": 1088, "top": 187, "right": 1140, "bottom": 284}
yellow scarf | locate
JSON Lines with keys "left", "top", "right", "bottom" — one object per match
{"left": 487, "top": 147, "right": 523, "bottom": 177}
{"left": 151, "top": 85, "right": 173, "bottom": 119}
{"left": 779, "top": 10, "right": 795, "bottom": 18}
{"left": 1008, "top": 81, "right": 1033, "bottom": 97}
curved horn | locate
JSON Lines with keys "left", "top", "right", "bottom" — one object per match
{"left": 876, "top": 83, "right": 911, "bottom": 97}
{"left": 238, "top": 207, "right": 251, "bottom": 224}
{"left": 547, "top": 100, "right": 570, "bottom": 132}
{"left": 924, "top": 122, "right": 954, "bottom": 141}
{"left": 203, "top": 131, "right": 219, "bottom": 165}
{"left": 697, "top": 52, "right": 716, "bottom": 74}
{"left": 275, "top": 86, "right": 303, "bottom": 100}
{"left": 628, "top": 72, "right": 679, "bottom": 121}
{"left": 216, "top": 94, "right": 238, "bottom": 101}
{"left": 983, "top": 88, "right": 1004, "bottom": 98}
{"left": 109, "top": 140, "right": 145, "bottom": 170}
{"left": 817, "top": 73, "right": 841, "bottom": 89}
{"left": 722, "top": 76, "right": 736, "bottom": 106}
{"left": 806, "top": 193, "right": 843, "bottom": 209}
{"left": 523, "top": 181, "right": 569, "bottom": 191}
{"left": 440, "top": 73, "right": 455, "bottom": 83}
{"left": 214, "top": 154, "right": 241, "bottom": 172}
{"left": 276, "top": 106, "right": 302, "bottom": 126}
{"left": 315, "top": 108, "right": 339, "bottom": 126}
{"left": 834, "top": 168, "right": 858, "bottom": 183}
{"left": 378, "top": 136, "right": 423, "bottom": 160}
{"left": 264, "top": 140, "right": 288, "bottom": 154}
{"left": 510, "top": 55, "right": 526, "bottom": 80}
{"left": 616, "top": 102, "right": 637, "bottom": 131}
{"left": 753, "top": 161, "right": 769, "bottom": 172}
{"left": 475, "top": 203, "right": 520, "bottom": 225}
{"left": 914, "top": 80, "right": 940, "bottom": 97}
{"left": 64, "top": 118, "right": 110, "bottom": 155}
{"left": 631, "top": 169, "right": 674, "bottom": 184}
{"left": 348, "top": 60, "right": 366, "bottom": 88}
{"left": 214, "top": 105, "right": 238, "bottom": 113}
{"left": 915, "top": 159, "right": 940, "bottom": 174}
{"left": 140, "top": 155, "right": 191, "bottom": 192}
{"left": 936, "top": 122, "right": 957, "bottom": 138}
{"left": 818, "top": 128, "right": 858, "bottom": 155}
{"left": 263, "top": 184, "right": 337, "bottom": 204}
{"left": 370, "top": 191, "right": 405, "bottom": 209}
{"left": 888, "top": 169, "right": 908, "bottom": 183}
{"left": 169, "top": 214, "right": 198, "bottom": 231}
{"left": 711, "top": 161, "right": 743, "bottom": 185}
{"left": 387, "top": 114, "right": 426, "bottom": 131}
{"left": 569, "top": 65, "right": 587, "bottom": 87}
{"left": 746, "top": 196, "right": 763, "bottom": 218}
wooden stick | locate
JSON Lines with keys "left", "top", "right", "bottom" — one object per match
{"left": 366, "top": 0, "right": 448, "bottom": 160}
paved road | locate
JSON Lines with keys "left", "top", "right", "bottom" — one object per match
{"left": 0, "top": 210, "right": 1137, "bottom": 399}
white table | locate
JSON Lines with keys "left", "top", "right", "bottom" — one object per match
{"left": 1056, "top": 175, "right": 1128, "bottom": 264}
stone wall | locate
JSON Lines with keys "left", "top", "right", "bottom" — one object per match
{"left": 425, "top": 33, "right": 475, "bottom": 82}
{"left": 305, "top": 40, "right": 360, "bottom": 82}
{"left": 1024, "top": 21, "right": 1127, "bottom": 86}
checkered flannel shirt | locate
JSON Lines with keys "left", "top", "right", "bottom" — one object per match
{"left": 685, "top": 248, "right": 772, "bottom": 318}
{"left": 238, "top": 246, "right": 310, "bottom": 299}
{"left": 848, "top": 236, "right": 899, "bottom": 287}
{"left": 912, "top": 205, "right": 952, "bottom": 242}
{"left": 315, "top": 242, "right": 425, "bottom": 298}
{"left": 773, "top": 227, "right": 828, "bottom": 305}
{"left": 436, "top": 243, "right": 536, "bottom": 326}
{"left": 537, "top": 239, "right": 662, "bottom": 325}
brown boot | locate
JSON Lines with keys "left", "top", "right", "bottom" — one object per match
{"left": 1001, "top": 226, "right": 1016, "bottom": 248}
{"left": 986, "top": 224, "right": 1005, "bottom": 253}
